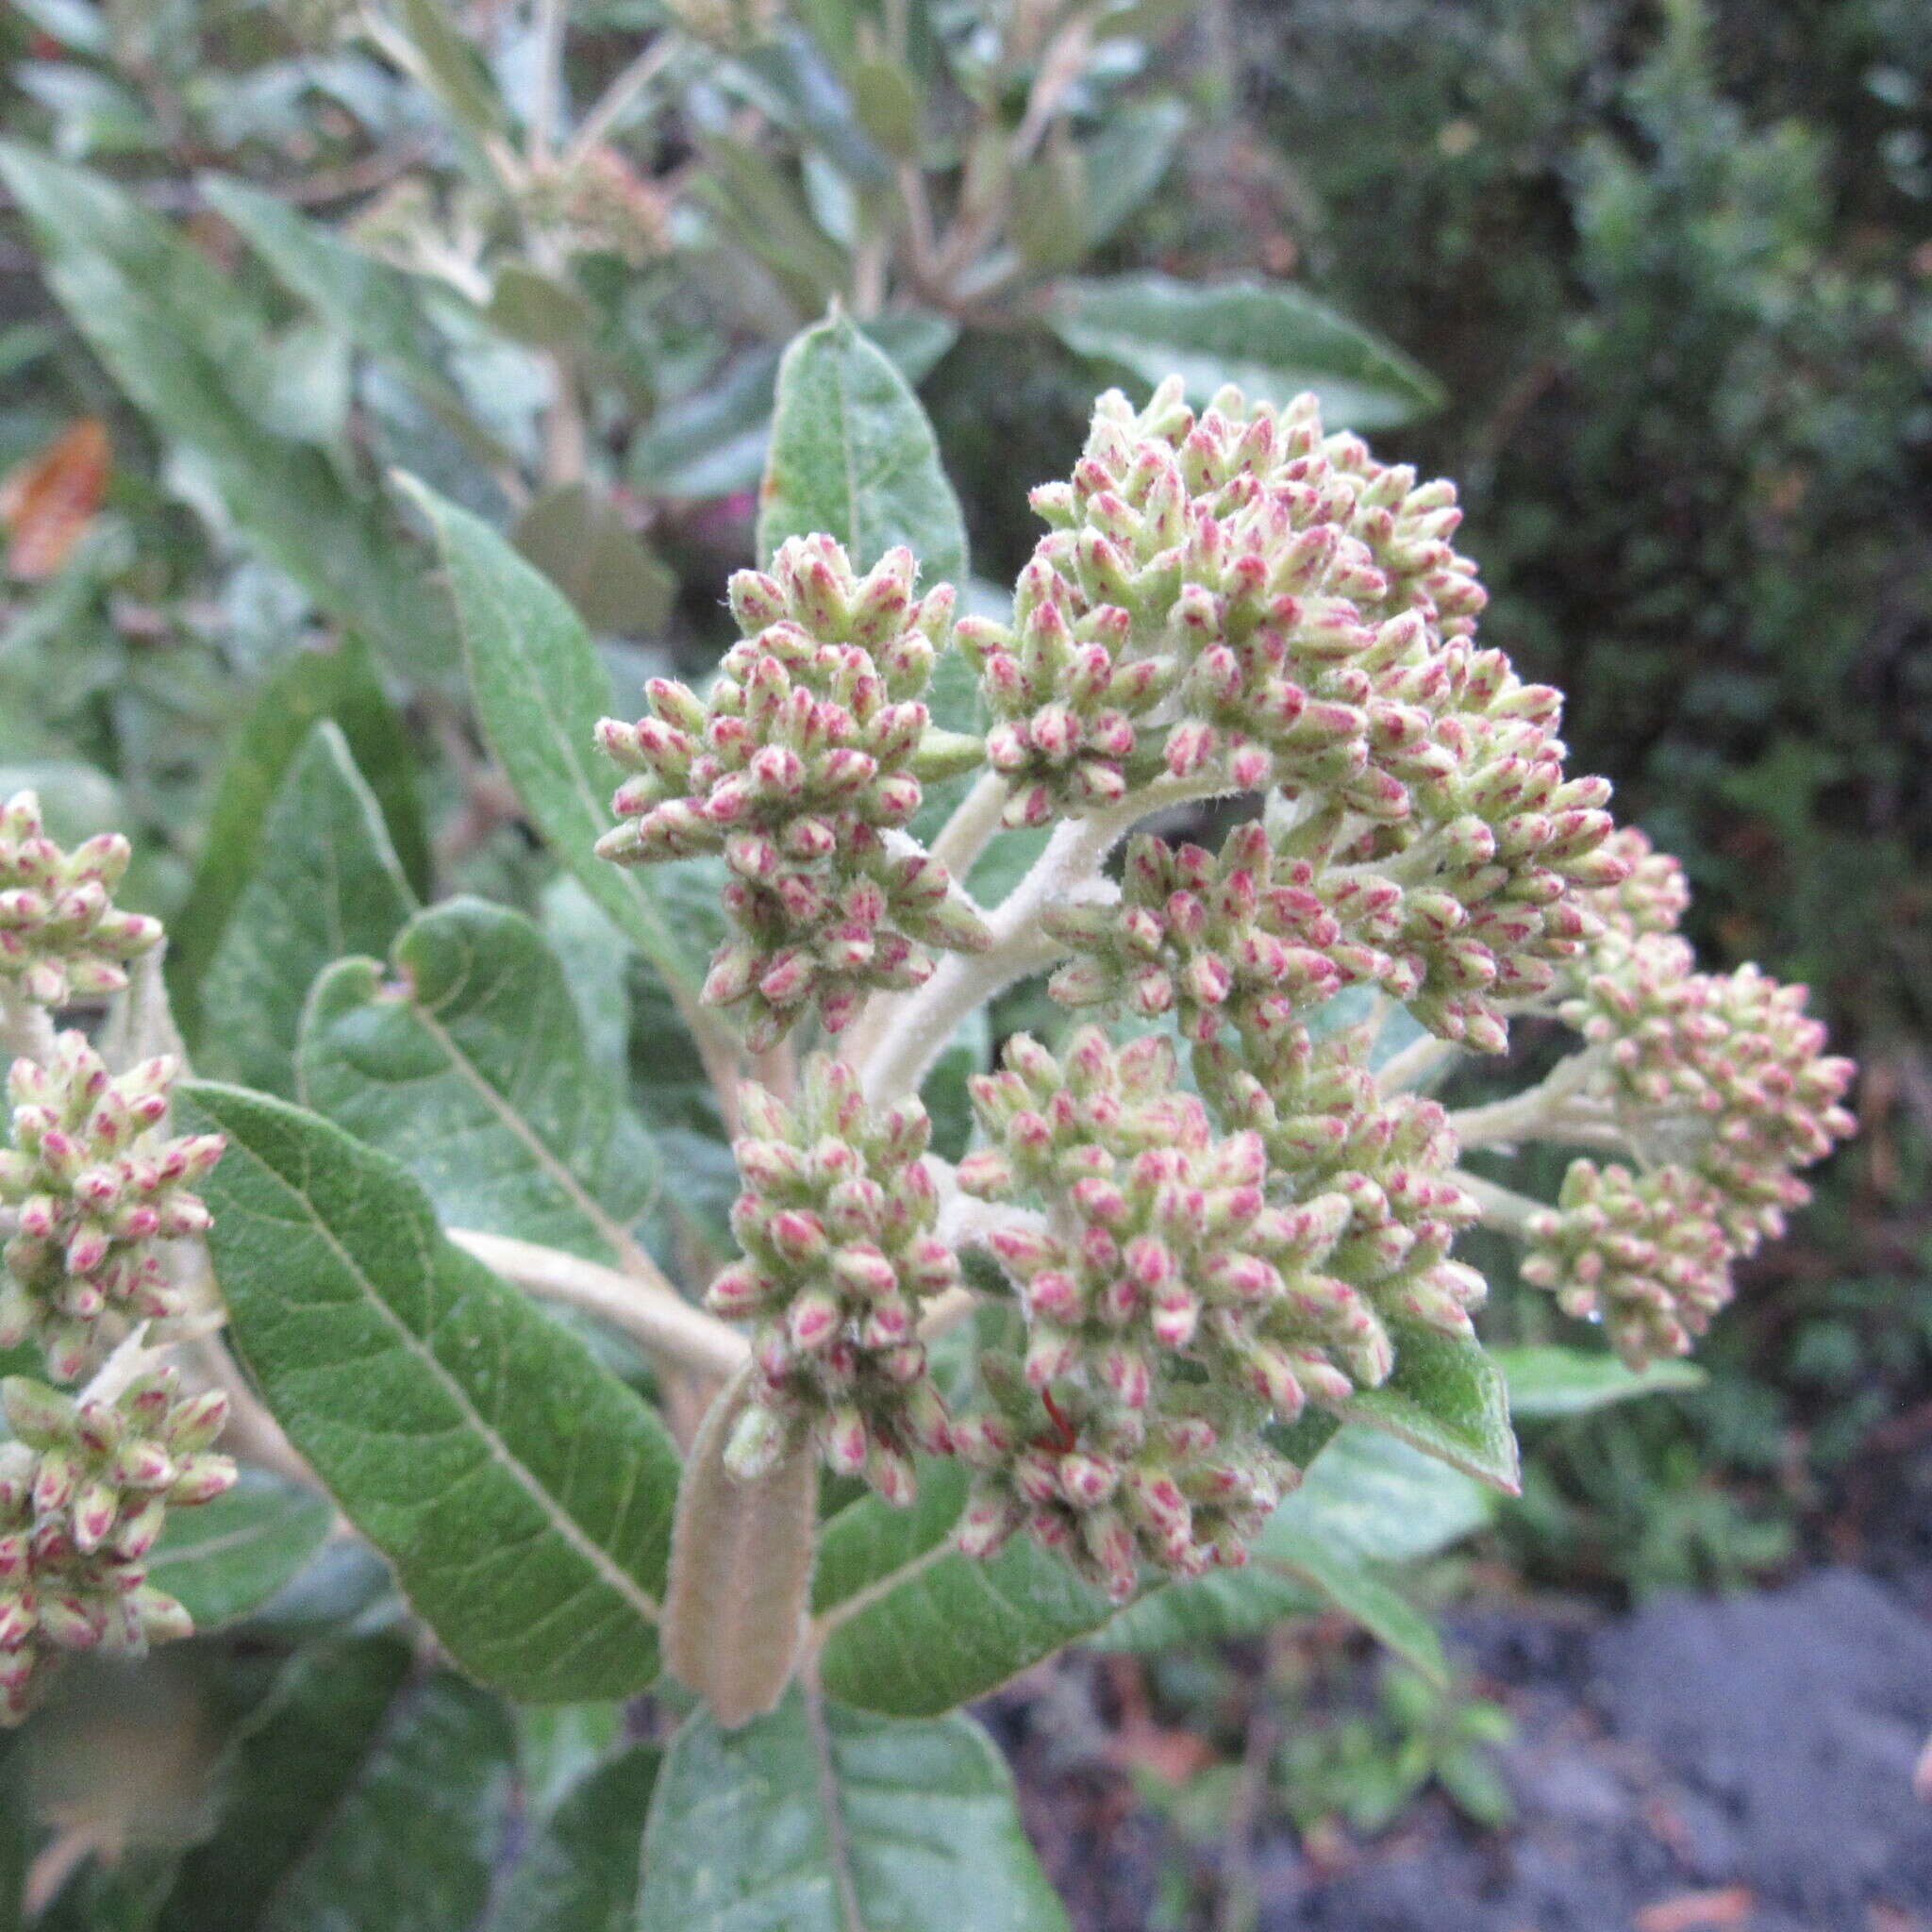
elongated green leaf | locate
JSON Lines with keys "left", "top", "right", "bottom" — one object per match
{"left": 170, "top": 635, "right": 429, "bottom": 1038}
{"left": 636, "top": 1691, "right": 1067, "bottom": 1932}
{"left": 812, "top": 1461, "right": 1116, "bottom": 1717}
{"left": 1098, "top": 1424, "right": 1489, "bottom": 1657}
{"left": 0, "top": 143, "right": 455, "bottom": 676}
{"left": 627, "top": 315, "right": 957, "bottom": 502}
{"left": 201, "top": 174, "right": 513, "bottom": 471}
{"left": 513, "top": 484, "right": 675, "bottom": 638}
{"left": 1080, "top": 99, "right": 1190, "bottom": 245}
{"left": 1262, "top": 1531, "right": 1447, "bottom": 1684}
{"left": 1271, "top": 1424, "right": 1493, "bottom": 1565}
{"left": 147, "top": 1467, "right": 332, "bottom": 1630}
{"left": 1341, "top": 1324, "right": 1520, "bottom": 1493}
{"left": 397, "top": 0, "right": 510, "bottom": 139}
{"left": 298, "top": 897, "right": 655, "bottom": 1264}
{"left": 758, "top": 310, "right": 968, "bottom": 586}
{"left": 1049, "top": 273, "right": 1444, "bottom": 429}
{"left": 179, "top": 1082, "right": 682, "bottom": 1702}
{"left": 200, "top": 722, "right": 419, "bottom": 1098}
{"left": 1496, "top": 1344, "right": 1707, "bottom": 1419}
{"left": 492, "top": 1741, "right": 660, "bottom": 1932}
{"left": 157, "top": 1634, "right": 514, "bottom": 1932}
{"left": 403, "top": 478, "right": 718, "bottom": 1030}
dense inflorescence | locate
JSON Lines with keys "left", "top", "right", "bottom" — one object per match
{"left": 1501, "top": 824, "right": 1856, "bottom": 1366}
{"left": 959, "top": 380, "right": 1626, "bottom": 1054}
{"left": 958, "top": 1028, "right": 1390, "bottom": 1419}
{"left": 595, "top": 537, "right": 990, "bottom": 1048}
{"left": 0, "top": 1037, "right": 225, "bottom": 1381}
{"left": 0, "top": 1371, "right": 234, "bottom": 1724}
{"left": 0, "top": 791, "right": 161, "bottom": 1008}
{"left": 708, "top": 1057, "right": 958, "bottom": 1502}
{"left": 952, "top": 1355, "right": 1297, "bottom": 1604}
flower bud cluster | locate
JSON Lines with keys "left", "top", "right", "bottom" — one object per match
{"left": 0, "top": 791, "right": 161, "bottom": 1008}
{"left": 1573, "top": 826, "right": 1690, "bottom": 951}
{"left": 958, "top": 1028, "right": 1392, "bottom": 1421}
{"left": 708, "top": 1058, "right": 958, "bottom": 1502}
{"left": 952, "top": 1357, "right": 1296, "bottom": 1604}
{"left": 1522, "top": 1162, "right": 1732, "bottom": 1367}
{"left": 958, "top": 380, "right": 1627, "bottom": 1051}
{"left": 595, "top": 537, "right": 990, "bottom": 1048}
{"left": 0, "top": 1370, "right": 234, "bottom": 1724}
{"left": 1516, "top": 885, "right": 1857, "bottom": 1364}
{"left": 1197, "top": 1021, "right": 1486, "bottom": 1339}
{"left": 1, "top": 1037, "right": 225, "bottom": 1381}
{"left": 1562, "top": 938, "right": 1857, "bottom": 1248}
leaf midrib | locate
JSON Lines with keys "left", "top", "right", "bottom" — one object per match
{"left": 214, "top": 1120, "right": 661, "bottom": 1625}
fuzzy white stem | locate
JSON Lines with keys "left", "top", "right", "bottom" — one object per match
{"left": 927, "top": 770, "right": 1013, "bottom": 885}
{"left": 565, "top": 25, "right": 679, "bottom": 164}
{"left": 448, "top": 1227, "right": 748, "bottom": 1377}
{"left": 0, "top": 982, "right": 56, "bottom": 1068}
{"left": 1376, "top": 1031, "right": 1459, "bottom": 1096}
{"left": 1453, "top": 1170, "right": 1550, "bottom": 1236}
{"left": 1448, "top": 1048, "right": 1624, "bottom": 1151}
{"left": 80, "top": 1323, "right": 163, "bottom": 1407}
{"left": 861, "top": 773, "right": 1235, "bottom": 1105}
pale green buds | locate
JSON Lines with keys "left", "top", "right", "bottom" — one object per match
{"left": 0, "top": 1033, "right": 225, "bottom": 1381}
{"left": 594, "top": 536, "right": 991, "bottom": 1048}
{"left": 709, "top": 1057, "right": 958, "bottom": 1503}
{"left": 0, "top": 791, "right": 161, "bottom": 1008}
{"left": 0, "top": 1367, "right": 234, "bottom": 1724}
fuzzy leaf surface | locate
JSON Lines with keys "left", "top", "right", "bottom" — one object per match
{"left": 169, "top": 636, "right": 429, "bottom": 1036}
{"left": 199, "top": 721, "right": 419, "bottom": 1097}
{"left": 1496, "top": 1344, "right": 1707, "bottom": 1419}
{"left": 180, "top": 1082, "right": 681, "bottom": 1701}
{"left": 491, "top": 1742, "right": 661, "bottom": 1932}
{"left": 635, "top": 1691, "right": 1067, "bottom": 1931}
{"left": 811, "top": 1461, "right": 1116, "bottom": 1717}
{"left": 146, "top": 1467, "right": 333, "bottom": 1630}
{"left": 1050, "top": 273, "right": 1444, "bottom": 428}
{"left": 404, "top": 478, "right": 716, "bottom": 1027}
{"left": 1340, "top": 1323, "right": 1521, "bottom": 1493}
{"left": 156, "top": 1633, "right": 515, "bottom": 1932}
{"left": 757, "top": 309, "right": 968, "bottom": 587}
{"left": 298, "top": 897, "right": 656, "bottom": 1263}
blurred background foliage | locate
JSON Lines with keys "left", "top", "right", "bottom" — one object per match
{"left": 0, "top": 0, "right": 1928, "bottom": 1904}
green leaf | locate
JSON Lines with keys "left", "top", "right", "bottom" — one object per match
{"left": 492, "top": 1741, "right": 661, "bottom": 1932}
{"left": 146, "top": 1467, "right": 333, "bottom": 1630}
{"left": 636, "top": 1691, "right": 1067, "bottom": 1932}
{"left": 694, "top": 137, "right": 852, "bottom": 317}
{"left": 488, "top": 265, "right": 597, "bottom": 354}
{"left": 402, "top": 477, "right": 720, "bottom": 1035}
{"left": 1495, "top": 1344, "right": 1707, "bottom": 1419}
{"left": 513, "top": 484, "right": 675, "bottom": 637}
{"left": 179, "top": 1082, "right": 683, "bottom": 1702}
{"left": 396, "top": 0, "right": 510, "bottom": 140}
{"left": 1049, "top": 273, "right": 1445, "bottom": 429}
{"left": 156, "top": 1634, "right": 515, "bottom": 1932}
{"left": 1340, "top": 1324, "right": 1520, "bottom": 1494}
{"left": 811, "top": 1460, "right": 1116, "bottom": 1717}
{"left": 627, "top": 315, "right": 957, "bottom": 502}
{"left": 0, "top": 143, "right": 456, "bottom": 677}
{"left": 1259, "top": 1532, "right": 1448, "bottom": 1685}
{"left": 1271, "top": 1424, "right": 1492, "bottom": 1565}
{"left": 199, "top": 722, "right": 419, "bottom": 1098}
{"left": 758, "top": 309, "right": 968, "bottom": 587}
{"left": 170, "top": 635, "right": 429, "bottom": 1039}
{"left": 1098, "top": 1427, "right": 1482, "bottom": 1673}
{"left": 298, "top": 897, "right": 656, "bottom": 1264}
{"left": 1080, "top": 99, "right": 1190, "bottom": 245}
{"left": 201, "top": 174, "right": 513, "bottom": 472}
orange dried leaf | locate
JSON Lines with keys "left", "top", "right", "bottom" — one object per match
{"left": 1, "top": 419, "right": 111, "bottom": 581}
